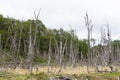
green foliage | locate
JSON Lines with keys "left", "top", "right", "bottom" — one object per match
{"left": 87, "top": 72, "right": 120, "bottom": 80}
{"left": 34, "top": 55, "right": 47, "bottom": 64}
{"left": 112, "top": 40, "right": 120, "bottom": 48}
{"left": 34, "top": 72, "right": 49, "bottom": 80}
{"left": 79, "top": 39, "right": 88, "bottom": 57}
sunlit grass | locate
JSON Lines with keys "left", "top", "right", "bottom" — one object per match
{"left": 3, "top": 66, "right": 120, "bottom": 75}
{"left": 0, "top": 66, "right": 120, "bottom": 80}
{"left": 6, "top": 66, "right": 95, "bottom": 75}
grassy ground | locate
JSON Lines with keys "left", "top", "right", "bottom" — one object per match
{"left": 0, "top": 71, "right": 120, "bottom": 80}
{"left": 6, "top": 66, "right": 120, "bottom": 74}
{"left": 0, "top": 71, "right": 49, "bottom": 80}
{"left": 0, "top": 66, "right": 120, "bottom": 80}
{"left": 82, "top": 72, "right": 120, "bottom": 80}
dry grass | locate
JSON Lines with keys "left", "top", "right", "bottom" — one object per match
{"left": 0, "top": 66, "right": 120, "bottom": 80}
{"left": 2, "top": 66, "right": 119, "bottom": 75}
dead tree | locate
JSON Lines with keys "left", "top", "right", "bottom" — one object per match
{"left": 106, "top": 23, "right": 112, "bottom": 65}
{"left": 17, "top": 21, "right": 23, "bottom": 60}
{"left": 84, "top": 12, "right": 93, "bottom": 73}
{"left": 47, "top": 35, "right": 52, "bottom": 73}
{"left": 0, "top": 34, "right": 1, "bottom": 50}
{"left": 100, "top": 27, "right": 107, "bottom": 66}
{"left": 6, "top": 18, "right": 18, "bottom": 67}
{"left": 27, "top": 22, "right": 34, "bottom": 73}
{"left": 58, "top": 33, "right": 68, "bottom": 73}
{"left": 33, "top": 9, "right": 41, "bottom": 46}
{"left": 84, "top": 12, "right": 93, "bottom": 64}
{"left": 53, "top": 29, "right": 68, "bottom": 74}
{"left": 53, "top": 32, "right": 59, "bottom": 65}
{"left": 101, "top": 23, "right": 112, "bottom": 66}
{"left": 27, "top": 10, "right": 41, "bottom": 73}
{"left": 69, "top": 30, "right": 75, "bottom": 68}
{"left": 69, "top": 29, "right": 79, "bottom": 68}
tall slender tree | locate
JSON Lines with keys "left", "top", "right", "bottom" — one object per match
{"left": 84, "top": 12, "right": 93, "bottom": 73}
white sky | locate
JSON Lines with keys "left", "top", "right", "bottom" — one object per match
{"left": 0, "top": 0, "right": 120, "bottom": 41}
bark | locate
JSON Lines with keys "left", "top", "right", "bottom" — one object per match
{"left": 33, "top": 9, "right": 41, "bottom": 46}
{"left": 84, "top": 12, "right": 93, "bottom": 73}
{"left": 0, "top": 34, "right": 1, "bottom": 49}
{"left": 17, "top": 24, "right": 23, "bottom": 60}
{"left": 27, "top": 22, "right": 34, "bottom": 73}
{"left": 48, "top": 36, "right": 52, "bottom": 73}
{"left": 53, "top": 34, "right": 59, "bottom": 65}
{"left": 84, "top": 12, "right": 93, "bottom": 66}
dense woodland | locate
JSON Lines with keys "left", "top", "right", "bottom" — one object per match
{"left": 0, "top": 12, "right": 120, "bottom": 73}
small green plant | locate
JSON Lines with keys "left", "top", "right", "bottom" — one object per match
{"left": 35, "top": 72, "right": 49, "bottom": 80}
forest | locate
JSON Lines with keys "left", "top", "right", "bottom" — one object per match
{"left": 0, "top": 12, "right": 120, "bottom": 80}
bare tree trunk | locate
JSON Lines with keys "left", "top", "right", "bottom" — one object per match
{"left": 80, "top": 51, "right": 83, "bottom": 66}
{"left": 58, "top": 38, "right": 68, "bottom": 73}
{"left": 106, "top": 24, "right": 112, "bottom": 65}
{"left": 27, "top": 10, "right": 41, "bottom": 73}
{"left": 0, "top": 34, "right": 1, "bottom": 50}
{"left": 69, "top": 29, "right": 78, "bottom": 68}
{"left": 12, "top": 31, "right": 17, "bottom": 63}
{"left": 58, "top": 40, "right": 62, "bottom": 73}
{"left": 70, "top": 35, "right": 74, "bottom": 67}
{"left": 27, "top": 22, "right": 34, "bottom": 73}
{"left": 48, "top": 36, "right": 52, "bottom": 73}
{"left": 53, "top": 33, "right": 59, "bottom": 65}
{"left": 84, "top": 12, "right": 93, "bottom": 73}
{"left": 7, "top": 19, "right": 18, "bottom": 64}
{"left": 17, "top": 24, "right": 23, "bottom": 60}
{"left": 33, "top": 9, "right": 41, "bottom": 46}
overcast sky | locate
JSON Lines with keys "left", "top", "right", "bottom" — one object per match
{"left": 0, "top": 0, "right": 120, "bottom": 41}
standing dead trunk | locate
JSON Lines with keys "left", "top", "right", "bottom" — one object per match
{"left": 0, "top": 34, "right": 1, "bottom": 50}
{"left": 58, "top": 40, "right": 63, "bottom": 73}
{"left": 106, "top": 24, "right": 112, "bottom": 65}
{"left": 27, "top": 22, "right": 34, "bottom": 73}
{"left": 17, "top": 23, "right": 23, "bottom": 60}
{"left": 84, "top": 12, "right": 93, "bottom": 73}
{"left": 70, "top": 36, "right": 75, "bottom": 68}
{"left": 48, "top": 36, "right": 52, "bottom": 73}
{"left": 58, "top": 37, "right": 68, "bottom": 73}
{"left": 27, "top": 10, "right": 40, "bottom": 73}
{"left": 6, "top": 18, "right": 17, "bottom": 64}
{"left": 69, "top": 29, "right": 78, "bottom": 68}
{"left": 12, "top": 31, "right": 17, "bottom": 63}
{"left": 57, "top": 29, "right": 68, "bottom": 74}
{"left": 33, "top": 9, "right": 41, "bottom": 46}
